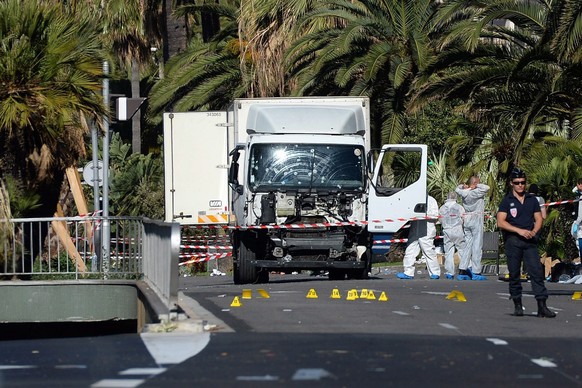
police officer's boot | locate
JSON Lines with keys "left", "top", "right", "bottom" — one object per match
{"left": 513, "top": 298, "right": 524, "bottom": 317}
{"left": 536, "top": 299, "right": 556, "bottom": 318}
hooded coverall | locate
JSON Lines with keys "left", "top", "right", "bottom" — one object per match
{"left": 439, "top": 198, "right": 466, "bottom": 276}
{"left": 402, "top": 196, "right": 440, "bottom": 277}
{"left": 455, "top": 183, "right": 490, "bottom": 274}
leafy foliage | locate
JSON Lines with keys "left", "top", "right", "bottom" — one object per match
{"left": 0, "top": 0, "right": 105, "bottom": 219}
{"left": 109, "top": 133, "right": 164, "bottom": 218}
{"left": 287, "top": 0, "right": 440, "bottom": 146}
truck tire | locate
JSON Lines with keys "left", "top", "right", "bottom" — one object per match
{"left": 328, "top": 269, "right": 346, "bottom": 280}
{"left": 347, "top": 266, "right": 369, "bottom": 280}
{"left": 347, "top": 244, "right": 372, "bottom": 280}
{"left": 233, "top": 232, "right": 260, "bottom": 284}
{"left": 257, "top": 268, "right": 270, "bottom": 283}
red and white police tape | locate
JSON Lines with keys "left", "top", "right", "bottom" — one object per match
{"left": 180, "top": 245, "right": 232, "bottom": 250}
{"left": 179, "top": 252, "right": 233, "bottom": 265}
{"left": 373, "top": 236, "right": 443, "bottom": 244}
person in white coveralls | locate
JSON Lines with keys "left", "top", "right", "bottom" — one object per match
{"left": 455, "top": 175, "right": 490, "bottom": 281}
{"left": 439, "top": 191, "right": 466, "bottom": 280}
{"left": 397, "top": 196, "right": 440, "bottom": 280}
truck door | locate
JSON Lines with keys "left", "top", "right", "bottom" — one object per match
{"left": 163, "top": 112, "right": 230, "bottom": 225}
{"left": 367, "top": 145, "right": 428, "bottom": 258}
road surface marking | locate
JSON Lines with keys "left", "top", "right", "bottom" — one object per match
{"left": 119, "top": 368, "right": 167, "bottom": 375}
{"left": 292, "top": 368, "right": 335, "bottom": 380}
{"left": 236, "top": 375, "right": 279, "bottom": 381}
{"left": 0, "top": 365, "right": 35, "bottom": 370}
{"left": 531, "top": 359, "right": 557, "bottom": 367}
{"left": 141, "top": 332, "right": 210, "bottom": 365}
{"left": 91, "top": 379, "right": 145, "bottom": 387}
{"left": 486, "top": 338, "right": 508, "bottom": 345}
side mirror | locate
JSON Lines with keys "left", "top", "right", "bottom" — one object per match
{"left": 366, "top": 151, "right": 374, "bottom": 174}
{"left": 228, "top": 145, "right": 244, "bottom": 193}
{"left": 228, "top": 159, "right": 239, "bottom": 185}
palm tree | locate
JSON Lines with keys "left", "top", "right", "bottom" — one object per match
{"left": 95, "top": 0, "right": 163, "bottom": 154}
{"left": 408, "top": 1, "right": 582, "bottom": 255}
{"left": 147, "top": 0, "right": 323, "bottom": 119}
{"left": 0, "top": 0, "right": 106, "bottom": 217}
{"left": 551, "top": 0, "right": 582, "bottom": 139}
{"left": 286, "top": 0, "right": 440, "bottom": 146}
{"left": 411, "top": 0, "right": 582, "bottom": 169}
{"left": 162, "top": 0, "right": 190, "bottom": 60}
{"left": 147, "top": 1, "right": 245, "bottom": 120}
{"left": 0, "top": 0, "right": 106, "bottom": 273}
{"left": 519, "top": 136, "right": 582, "bottom": 259}
{"left": 237, "top": 0, "right": 327, "bottom": 97}
{"left": 108, "top": 0, "right": 165, "bottom": 154}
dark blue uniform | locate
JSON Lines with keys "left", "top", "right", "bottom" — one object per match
{"left": 498, "top": 193, "right": 548, "bottom": 301}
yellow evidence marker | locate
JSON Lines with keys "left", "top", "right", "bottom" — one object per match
{"left": 230, "top": 296, "right": 242, "bottom": 307}
{"left": 446, "top": 290, "right": 467, "bottom": 302}
{"left": 306, "top": 289, "right": 319, "bottom": 299}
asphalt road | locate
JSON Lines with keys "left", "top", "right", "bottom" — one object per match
{"left": 1, "top": 269, "right": 581, "bottom": 387}
{"left": 178, "top": 270, "right": 582, "bottom": 338}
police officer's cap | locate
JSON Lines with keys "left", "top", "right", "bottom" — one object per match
{"left": 510, "top": 167, "right": 526, "bottom": 180}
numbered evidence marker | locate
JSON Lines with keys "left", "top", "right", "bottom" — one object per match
{"left": 306, "top": 289, "right": 318, "bottom": 299}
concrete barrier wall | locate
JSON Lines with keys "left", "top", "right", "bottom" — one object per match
{"left": 0, "top": 282, "right": 138, "bottom": 323}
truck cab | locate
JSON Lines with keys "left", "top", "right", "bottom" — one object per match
{"left": 226, "top": 98, "right": 427, "bottom": 284}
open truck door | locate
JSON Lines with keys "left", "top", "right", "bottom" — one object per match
{"left": 367, "top": 144, "right": 428, "bottom": 262}
{"left": 163, "top": 112, "right": 230, "bottom": 225}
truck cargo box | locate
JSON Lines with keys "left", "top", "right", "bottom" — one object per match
{"left": 163, "top": 112, "right": 230, "bottom": 225}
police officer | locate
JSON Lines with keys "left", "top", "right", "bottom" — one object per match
{"left": 497, "top": 168, "right": 555, "bottom": 318}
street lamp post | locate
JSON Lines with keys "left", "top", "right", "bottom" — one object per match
{"left": 102, "top": 61, "right": 110, "bottom": 276}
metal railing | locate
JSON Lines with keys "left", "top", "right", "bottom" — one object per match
{"left": 0, "top": 216, "right": 180, "bottom": 308}
{"left": 142, "top": 219, "right": 180, "bottom": 308}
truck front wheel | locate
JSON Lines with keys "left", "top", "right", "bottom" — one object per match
{"left": 233, "top": 232, "right": 268, "bottom": 284}
{"left": 347, "top": 246, "right": 371, "bottom": 279}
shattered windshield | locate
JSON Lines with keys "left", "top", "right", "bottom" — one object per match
{"left": 248, "top": 144, "right": 364, "bottom": 192}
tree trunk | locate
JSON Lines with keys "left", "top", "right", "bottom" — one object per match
{"left": 162, "top": 0, "right": 188, "bottom": 62}
{"left": 201, "top": 1, "right": 220, "bottom": 43}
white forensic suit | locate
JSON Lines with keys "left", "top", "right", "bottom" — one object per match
{"left": 439, "top": 197, "right": 466, "bottom": 276}
{"left": 455, "top": 182, "right": 490, "bottom": 274}
{"left": 401, "top": 196, "right": 440, "bottom": 277}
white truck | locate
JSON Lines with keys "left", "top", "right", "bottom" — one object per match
{"left": 163, "top": 97, "right": 428, "bottom": 284}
